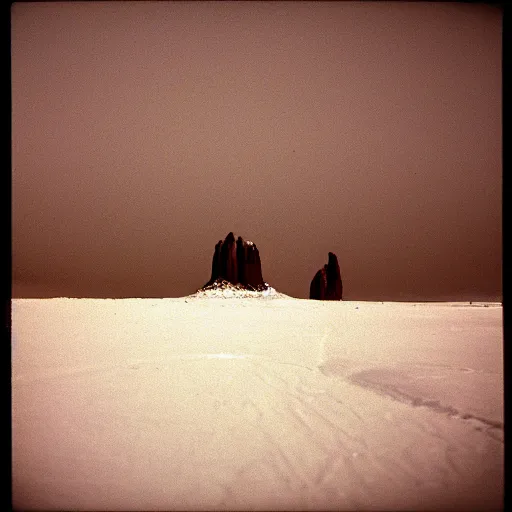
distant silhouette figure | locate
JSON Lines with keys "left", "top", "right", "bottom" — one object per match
{"left": 310, "top": 252, "right": 343, "bottom": 300}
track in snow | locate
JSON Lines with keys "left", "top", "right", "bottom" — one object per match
{"left": 13, "top": 353, "right": 503, "bottom": 511}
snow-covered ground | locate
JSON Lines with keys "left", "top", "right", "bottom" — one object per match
{"left": 12, "top": 298, "right": 503, "bottom": 511}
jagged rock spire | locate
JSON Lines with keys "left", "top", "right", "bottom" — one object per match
{"left": 203, "top": 232, "right": 266, "bottom": 290}
{"left": 310, "top": 252, "right": 343, "bottom": 300}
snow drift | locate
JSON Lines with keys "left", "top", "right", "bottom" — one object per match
{"left": 12, "top": 298, "right": 503, "bottom": 510}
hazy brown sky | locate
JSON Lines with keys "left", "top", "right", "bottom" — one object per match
{"left": 12, "top": 1, "right": 502, "bottom": 300}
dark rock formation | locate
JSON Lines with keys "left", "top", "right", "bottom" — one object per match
{"left": 310, "top": 252, "right": 343, "bottom": 300}
{"left": 310, "top": 267, "right": 327, "bottom": 300}
{"left": 325, "top": 252, "right": 343, "bottom": 300}
{"left": 236, "top": 237, "right": 246, "bottom": 285}
{"left": 203, "top": 232, "right": 267, "bottom": 291}
{"left": 220, "top": 231, "right": 238, "bottom": 284}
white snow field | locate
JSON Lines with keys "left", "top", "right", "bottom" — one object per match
{"left": 12, "top": 297, "right": 503, "bottom": 511}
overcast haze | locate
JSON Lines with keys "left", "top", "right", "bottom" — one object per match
{"left": 11, "top": 1, "right": 502, "bottom": 300}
